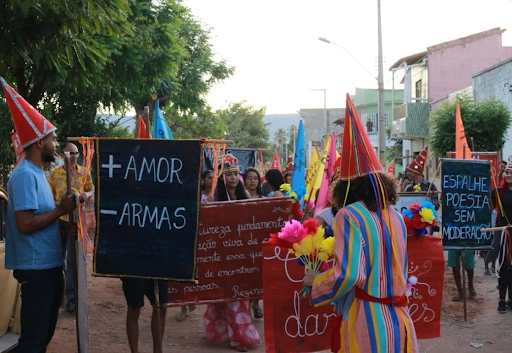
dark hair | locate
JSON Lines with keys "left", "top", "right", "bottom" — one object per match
{"left": 60, "top": 142, "right": 77, "bottom": 152}
{"left": 265, "top": 169, "right": 285, "bottom": 191}
{"left": 331, "top": 171, "right": 399, "bottom": 212}
{"left": 244, "top": 167, "right": 263, "bottom": 197}
{"left": 201, "top": 170, "right": 213, "bottom": 191}
{"left": 216, "top": 175, "right": 248, "bottom": 201}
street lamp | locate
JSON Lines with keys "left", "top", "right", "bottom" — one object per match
{"left": 319, "top": 2, "right": 386, "bottom": 167}
{"left": 310, "top": 88, "right": 327, "bottom": 139}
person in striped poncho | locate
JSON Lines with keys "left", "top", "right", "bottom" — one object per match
{"left": 304, "top": 94, "right": 419, "bottom": 353}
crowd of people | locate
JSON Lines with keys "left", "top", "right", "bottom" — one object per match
{"left": 3, "top": 75, "right": 512, "bottom": 353}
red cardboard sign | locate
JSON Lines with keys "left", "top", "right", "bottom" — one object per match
{"left": 167, "top": 197, "right": 293, "bottom": 305}
{"left": 407, "top": 235, "right": 444, "bottom": 339}
{"left": 262, "top": 243, "right": 335, "bottom": 353}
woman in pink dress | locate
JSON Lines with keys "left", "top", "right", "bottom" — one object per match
{"left": 204, "top": 155, "right": 261, "bottom": 352}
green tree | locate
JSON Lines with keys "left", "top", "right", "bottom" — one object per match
{"left": 217, "top": 102, "right": 270, "bottom": 149}
{"left": 429, "top": 95, "right": 512, "bottom": 157}
{"left": 0, "top": 0, "right": 132, "bottom": 105}
{"left": 274, "top": 128, "right": 287, "bottom": 166}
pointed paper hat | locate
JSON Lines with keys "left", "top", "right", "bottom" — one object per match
{"left": 283, "top": 153, "right": 294, "bottom": 174}
{"left": 1, "top": 77, "right": 56, "bottom": 149}
{"left": 332, "top": 156, "right": 343, "bottom": 181}
{"left": 387, "top": 158, "right": 396, "bottom": 176}
{"left": 339, "top": 94, "right": 382, "bottom": 180}
{"left": 270, "top": 150, "right": 281, "bottom": 171}
{"left": 406, "top": 145, "right": 429, "bottom": 176}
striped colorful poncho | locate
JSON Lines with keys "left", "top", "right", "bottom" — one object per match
{"left": 312, "top": 201, "right": 419, "bottom": 353}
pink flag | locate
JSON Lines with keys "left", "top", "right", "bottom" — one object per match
{"left": 315, "top": 132, "right": 336, "bottom": 215}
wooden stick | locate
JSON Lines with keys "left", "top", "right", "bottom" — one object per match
{"left": 480, "top": 226, "right": 507, "bottom": 233}
{"left": 66, "top": 136, "right": 235, "bottom": 144}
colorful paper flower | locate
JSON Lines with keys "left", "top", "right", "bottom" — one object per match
{"left": 402, "top": 201, "right": 437, "bottom": 237}
{"left": 278, "top": 219, "right": 307, "bottom": 243}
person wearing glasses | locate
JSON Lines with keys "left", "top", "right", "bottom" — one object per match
{"left": 47, "top": 142, "right": 95, "bottom": 313}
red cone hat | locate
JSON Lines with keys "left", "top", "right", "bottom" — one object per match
{"left": 283, "top": 153, "right": 294, "bottom": 173}
{"left": 406, "top": 145, "right": 429, "bottom": 176}
{"left": 339, "top": 94, "right": 382, "bottom": 180}
{"left": 1, "top": 77, "right": 56, "bottom": 149}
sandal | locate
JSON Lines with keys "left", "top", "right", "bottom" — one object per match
{"left": 469, "top": 288, "right": 477, "bottom": 299}
{"left": 452, "top": 293, "right": 463, "bottom": 302}
{"left": 484, "top": 269, "right": 491, "bottom": 275}
{"left": 234, "top": 345, "right": 248, "bottom": 352}
{"left": 252, "top": 306, "right": 263, "bottom": 319}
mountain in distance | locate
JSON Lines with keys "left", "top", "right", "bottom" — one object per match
{"left": 263, "top": 113, "right": 301, "bottom": 139}
{"left": 102, "top": 113, "right": 302, "bottom": 141}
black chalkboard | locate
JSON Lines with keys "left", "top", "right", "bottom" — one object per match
{"left": 93, "top": 139, "right": 202, "bottom": 281}
{"left": 441, "top": 158, "right": 492, "bottom": 250}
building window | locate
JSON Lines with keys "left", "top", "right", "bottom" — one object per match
{"left": 415, "top": 79, "right": 422, "bottom": 100}
{"left": 369, "top": 113, "right": 377, "bottom": 133}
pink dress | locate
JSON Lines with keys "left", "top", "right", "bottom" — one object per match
{"left": 204, "top": 300, "right": 261, "bottom": 347}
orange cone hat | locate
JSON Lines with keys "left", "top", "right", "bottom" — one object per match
{"left": 1, "top": 77, "right": 56, "bottom": 149}
{"left": 339, "top": 94, "right": 382, "bottom": 180}
{"left": 406, "top": 145, "right": 429, "bottom": 176}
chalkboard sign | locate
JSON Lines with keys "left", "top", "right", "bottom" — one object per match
{"left": 441, "top": 159, "right": 492, "bottom": 250}
{"left": 167, "top": 197, "right": 293, "bottom": 304}
{"left": 93, "top": 139, "right": 202, "bottom": 281}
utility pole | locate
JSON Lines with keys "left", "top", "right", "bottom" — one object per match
{"left": 377, "top": 0, "right": 386, "bottom": 168}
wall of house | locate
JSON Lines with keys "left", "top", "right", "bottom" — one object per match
{"left": 473, "top": 58, "right": 512, "bottom": 161}
{"left": 428, "top": 28, "right": 512, "bottom": 104}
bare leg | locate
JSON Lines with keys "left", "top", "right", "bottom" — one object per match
{"left": 467, "top": 269, "right": 476, "bottom": 298}
{"left": 175, "top": 306, "right": 188, "bottom": 322}
{"left": 452, "top": 267, "right": 463, "bottom": 300}
{"left": 151, "top": 304, "right": 167, "bottom": 353}
{"left": 126, "top": 307, "right": 141, "bottom": 353}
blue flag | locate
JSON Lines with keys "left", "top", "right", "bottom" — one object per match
{"left": 291, "top": 120, "right": 306, "bottom": 208}
{"left": 153, "top": 100, "right": 173, "bottom": 139}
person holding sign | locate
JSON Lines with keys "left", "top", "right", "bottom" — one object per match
{"left": 47, "top": 142, "right": 95, "bottom": 313}
{"left": 2, "top": 78, "right": 77, "bottom": 353}
{"left": 243, "top": 167, "right": 265, "bottom": 319}
{"left": 487, "top": 162, "right": 512, "bottom": 312}
{"left": 304, "top": 94, "right": 418, "bottom": 353}
{"left": 121, "top": 279, "right": 169, "bottom": 352}
{"left": 404, "top": 145, "right": 440, "bottom": 210}
{"left": 204, "top": 155, "right": 261, "bottom": 353}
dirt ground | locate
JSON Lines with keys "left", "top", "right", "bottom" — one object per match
{"left": 42, "top": 251, "right": 512, "bottom": 353}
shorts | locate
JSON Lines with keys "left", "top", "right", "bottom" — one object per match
{"left": 447, "top": 250, "right": 475, "bottom": 269}
{"left": 121, "top": 278, "right": 168, "bottom": 308}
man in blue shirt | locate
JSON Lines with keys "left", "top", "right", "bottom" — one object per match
{"left": 2, "top": 77, "right": 76, "bottom": 353}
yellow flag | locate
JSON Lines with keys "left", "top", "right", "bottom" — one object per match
{"left": 305, "top": 146, "right": 320, "bottom": 195}
{"left": 305, "top": 135, "right": 331, "bottom": 201}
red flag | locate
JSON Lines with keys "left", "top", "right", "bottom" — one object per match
{"left": 455, "top": 104, "right": 472, "bottom": 159}
{"left": 137, "top": 115, "right": 152, "bottom": 139}
{"left": 270, "top": 151, "right": 281, "bottom": 170}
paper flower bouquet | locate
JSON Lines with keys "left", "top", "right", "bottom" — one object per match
{"left": 402, "top": 201, "right": 437, "bottom": 236}
{"left": 269, "top": 218, "right": 334, "bottom": 297}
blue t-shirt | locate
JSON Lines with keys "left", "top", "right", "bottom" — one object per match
{"left": 5, "top": 159, "right": 63, "bottom": 270}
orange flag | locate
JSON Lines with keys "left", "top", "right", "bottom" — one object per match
{"left": 387, "top": 158, "right": 396, "bottom": 176}
{"left": 455, "top": 103, "right": 472, "bottom": 159}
